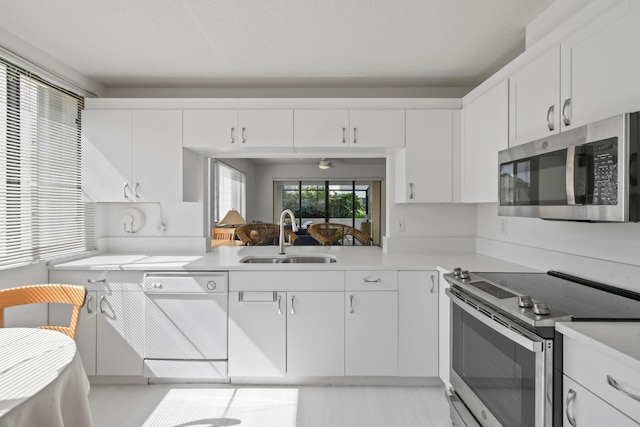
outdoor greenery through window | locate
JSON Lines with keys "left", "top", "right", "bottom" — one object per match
{"left": 275, "top": 180, "right": 381, "bottom": 245}
{"left": 0, "top": 58, "right": 94, "bottom": 267}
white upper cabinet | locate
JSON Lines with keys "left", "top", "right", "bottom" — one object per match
{"left": 239, "top": 110, "right": 293, "bottom": 147}
{"left": 183, "top": 109, "right": 293, "bottom": 149}
{"left": 183, "top": 110, "right": 238, "bottom": 149}
{"left": 349, "top": 109, "right": 405, "bottom": 148}
{"left": 293, "top": 109, "right": 350, "bottom": 148}
{"left": 462, "top": 80, "right": 509, "bottom": 203}
{"left": 82, "top": 109, "right": 184, "bottom": 203}
{"left": 395, "top": 109, "right": 454, "bottom": 203}
{"left": 509, "top": 46, "right": 561, "bottom": 147}
{"left": 294, "top": 109, "right": 404, "bottom": 149}
{"left": 560, "top": 0, "right": 640, "bottom": 129}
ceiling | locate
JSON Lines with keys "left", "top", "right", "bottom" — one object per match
{"left": 0, "top": 0, "right": 555, "bottom": 90}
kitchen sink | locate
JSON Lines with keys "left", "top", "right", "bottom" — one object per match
{"left": 239, "top": 255, "right": 337, "bottom": 264}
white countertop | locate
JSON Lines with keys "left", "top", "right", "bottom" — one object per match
{"left": 50, "top": 246, "right": 538, "bottom": 273}
{"left": 557, "top": 322, "right": 640, "bottom": 371}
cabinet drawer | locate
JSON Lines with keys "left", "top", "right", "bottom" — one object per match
{"left": 564, "top": 336, "right": 640, "bottom": 423}
{"left": 346, "top": 270, "right": 397, "bottom": 291}
{"left": 230, "top": 271, "right": 344, "bottom": 292}
{"left": 49, "top": 270, "right": 143, "bottom": 291}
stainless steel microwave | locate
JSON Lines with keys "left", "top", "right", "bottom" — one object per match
{"left": 498, "top": 112, "right": 639, "bottom": 222}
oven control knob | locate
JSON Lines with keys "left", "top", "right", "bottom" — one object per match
{"left": 533, "top": 302, "right": 551, "bottom": 315}
{"left": 460, "top": 270, "right": 470, "bottom": 280}
{"left": 453, "top": 268, "right": 462, "bottom": 277}
{"left": 518, "top": 295, "right": 534, "bottom": 308}
{"left": 206, "top": 281, "right": 217, "bottom": 290}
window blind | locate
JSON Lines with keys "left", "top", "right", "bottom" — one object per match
{"left": 0, "top": 59, "right": 95, "bottom": 268}
{"left": 214, "top": 161, "right": 246, "bottom": 222}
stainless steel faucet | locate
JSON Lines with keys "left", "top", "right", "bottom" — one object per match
{"left": 279, "top": 209, "right": 298, "bottom": 254}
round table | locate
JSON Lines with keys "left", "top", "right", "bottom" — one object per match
{"left": 0, "top": 328, "right": 93, "bottom": 427}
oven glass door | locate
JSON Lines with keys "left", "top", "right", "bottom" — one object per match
{"left": 452, "top": 303, "right": 537, "bottom": 427}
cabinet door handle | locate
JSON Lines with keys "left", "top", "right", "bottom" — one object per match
{"left": 277, "top": 295, "right": 282, "bottom": 315}
{"left": 562, "top": 98, "right": 571, "bottom": 126}
{"left": 547, "top": 105, "right": 555, "bottom": 131}
{"left": 241, "top": 127, "right": 246, "bottom": 143}
{"left": 409, "top": 183, "right": 414, "bottom": 200}
{"left": 352, "top": 127, "right": 357, "bottom": 144}
{"left": 230, "top": 127, "right": 235, "bottom": 144}
{"left": 363, "top": 278, "right": 381, "bottom": 283}
{"left": 85, "top": 294, "right": 93, "bottom": 314}
{"left": 565, "top": 388, "right": 577, "bottom": 427}
{"left": 607, "top": 375, "right": 640, "bottom": 402}
{"left": 123, "top": 183, "right": 130, "bottom": 199}
{"left": 134, "top": 183, "right": 140, "bottom": 199}
{"left": 87, "top": 278, "right": 106, "bottom": 283}
{"left": 430, "top": 275, "right": 435, "bottom": 294}
{"left": 290, "top": 295, "right": 295, "bottom": 314}
{"left": 99, "top": 296, "right": 106, "bottom": 314}
{"left": 342, "top": 127, "right": 347, "bottom": 144}
{"left": 349, "top": 294, "right": 354, "bottom": 314}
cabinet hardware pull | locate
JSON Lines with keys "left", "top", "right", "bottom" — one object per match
{"left": 547, "top": 105, "right": 555, "bottom": 131}
{"left": 565, "top": 388, "right": 577, "bottom": 427}
{"left": 349, "top": 295, "right": 354, "bottom": 313}
{"left": 87, "top": 278, "right": 106, "bottom": 283}
{"left": 409, "top": 183, "right": 414, "bottom": 200}
{"left": 86, "top": 295, "right": 93, "bottom": 314}
{"left": 134, "top": 183, "right": 140, "bottom": 199}
{"left": 99, "top": 296, "right": 106, "bottom": 314}
{"left": 241, "top": 127, "right": 246, "bottom": 143}
{"left": 352, "top": 127, "right": 357, "bottom": 144}
{"left": 277, "top": 295, "right": 282, "bottom": 315}
{"left": 123, "top": 183, "right": 130, "bottom": 199}
{"left": 290, "top": 295, "right": 295, "bottom": 314}
{"left": 363, "top": 278, "right": 381, "bottom": 283}
{"left": 607, "top": 375, "right": 640, "bottom": 401}
{"left": 562, "top": 98, "right": 571, "bottom": 126}
{"left": 342, "top": 127, "right": 347, "bottom": 144}
{"left": 430, "top": 275, "right": 435, "bottom": 293}
{"left": 230, "top": 127, "right": 235, "bottom": 144}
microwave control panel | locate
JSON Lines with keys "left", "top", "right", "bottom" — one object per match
{"left": 590, "top": 138, "right": 618, "bottom": 205}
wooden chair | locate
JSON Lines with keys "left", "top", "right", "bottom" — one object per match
{"left": 236, "top": 223, "right": 299, "bottom": 246}
{"left": 0, "top": 284, "right": 87, "bottom": 340}
{"left": 308, "top": 223, "right": 373, "bottom": 246}
{"left": 213, "top": 227, "right": 236, "bottom": 242}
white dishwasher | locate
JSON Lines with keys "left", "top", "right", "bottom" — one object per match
{"left": 143, "top": 272, "right": 228, "bottom": 381}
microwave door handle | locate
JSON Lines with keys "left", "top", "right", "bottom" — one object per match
{"left": 446, "top": 289, "right": 543, "bottom": 353}
{"left": 566, "top": 145, "right": 577, "bottom": 205}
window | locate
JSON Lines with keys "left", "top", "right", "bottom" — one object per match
{"left": 275, "top": 180, "right": 381, "bottom": 245}
{"left": 214, "top": 160, "right": 246, "bottom": 222}
{"left": 0, "top": 58, "right": 94, "bottom": 268}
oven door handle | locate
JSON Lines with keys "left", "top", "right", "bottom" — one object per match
{"left": 447, "top": 289, "right": 544, "bottom": 353}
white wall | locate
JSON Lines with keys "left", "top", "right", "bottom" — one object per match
{"left": 476, "top": 203, "right": 640, "bottom": 291}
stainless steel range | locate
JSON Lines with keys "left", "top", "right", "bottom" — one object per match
{"left": 444, "top": 269, "right": 640, "bottom": 427}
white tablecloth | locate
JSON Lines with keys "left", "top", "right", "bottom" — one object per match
{"left": 0, "top": 328, "right": 93, "bottom": 427}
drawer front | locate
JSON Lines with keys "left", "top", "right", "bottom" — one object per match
{"left": 49, "top": 270, "right": 143, "bottom": 291}
{"left": 230, "top": 271, "right": 344, "bottom": 292}
{"left": 346, "top": 270, "right": 397, "bottom": 291}
{"left": 564, "top": 336, "right": 640, "bottom": 423}
{"left": 563, "top": 375, "right": 640, "bottom": 427}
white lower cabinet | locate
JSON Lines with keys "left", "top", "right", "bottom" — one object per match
{"left": 345, "top": 291, "right": 398, "bottom": 376}
{"left": 228, "top": 291, "right": 286, "bottom": 377}
{"left": 398, "top": 271, "right": 438, "bottom": 377}
{"left": 563, "top": 375, "right": 639, "bottom": 427}
{"left": 48, "top": 270, "right": 144, "bottom": 377}
{"left": 287, "top": 292, "right": 344, "bottom": 376}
